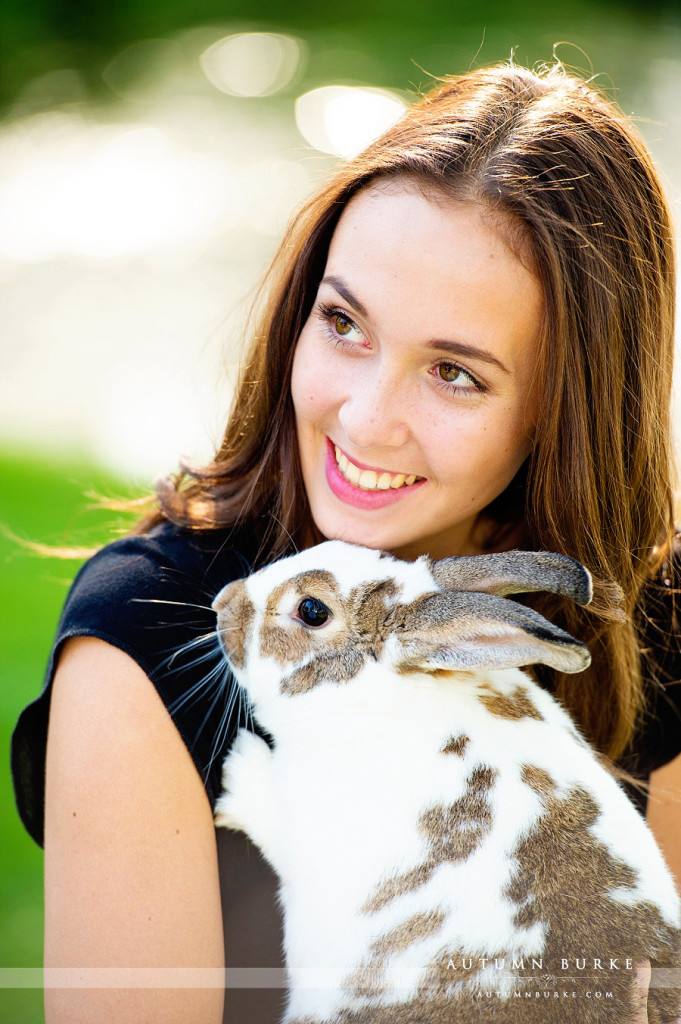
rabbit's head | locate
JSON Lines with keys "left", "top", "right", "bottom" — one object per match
{"left": 212, "top": 541, "right": 594, "bottom": 709}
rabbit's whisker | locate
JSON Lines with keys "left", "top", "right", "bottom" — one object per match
{"left": 132, "top": 597, "right": 216, "bottom": 613}
{"left": 157, "top": 631, "right": 254, "bottom": 771}
{"left": 206, "top": 675, "right": 254, "bottom": 773}
{"left": 168, "top": 663, "right": 227, "bottom": 717}
{"left": 160, "top": 632, "right": 218, "bottom": 670}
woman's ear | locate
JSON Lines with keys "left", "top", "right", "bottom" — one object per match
{"left": 387, "top": 589, "right": 591, "bottom": 676}
{"left": 430, "top": 550, "right": 592, "bottom": 605}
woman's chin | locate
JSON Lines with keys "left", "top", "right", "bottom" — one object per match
{"left": 312, "top": 513, "right": 473, "bottom": 561}
{"left": 304, "top": 475, "right": 480, "bottom": 559}
{"left": 317, "top": 523, "right": 397, "bottom": 552}
{"left": 311, "top": 510, "right": 405, "bottom": 553}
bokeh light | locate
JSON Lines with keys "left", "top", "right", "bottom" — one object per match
{"left": 200, "top": 32, "right": 304, "bottom": 98}
{"left": 0, "top": 116, "right": 243, "bottom": 262}
{"left": 295, "top": 85, "right": 407, "bottom": 158}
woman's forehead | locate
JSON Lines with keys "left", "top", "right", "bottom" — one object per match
{"left": 332, "top": 175, "right": 536, "bottom": 266}
{"left": 325, "top": 179, "right": 537, "bottom": 286}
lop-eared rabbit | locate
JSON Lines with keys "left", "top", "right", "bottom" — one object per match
{"left": 213, "top": 541, "right": 680, "bottom": 1023}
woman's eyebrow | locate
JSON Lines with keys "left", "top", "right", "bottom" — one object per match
{"left": 427, "top": 339, "right": 510, "bottom": 374}
{"left": 320, "top": 275, "right": 369, "bottom": 318}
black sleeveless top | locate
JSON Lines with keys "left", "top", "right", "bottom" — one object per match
{"left": 10, "top": 521, "right": 681, "bottom": 846}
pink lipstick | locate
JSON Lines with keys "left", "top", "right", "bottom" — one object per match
{"left": 324, "top": 438, "right": 426, "bottom": 510}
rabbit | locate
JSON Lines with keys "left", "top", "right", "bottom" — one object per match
{"left": 212, "top": 540, "right": 681, "bottom": 1024}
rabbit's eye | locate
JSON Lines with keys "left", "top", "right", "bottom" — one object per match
{"left": 297, "top": 597, "right": 332, "bottom": 628}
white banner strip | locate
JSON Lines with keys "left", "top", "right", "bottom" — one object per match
{"left": 650, "top": 969, "right": 681, "bottom": 989}
{"left": 0, "top": 966, "right": 679, "bottom": 990}
{"left": 2, "top": 969, "right": 285, "bottom": 989}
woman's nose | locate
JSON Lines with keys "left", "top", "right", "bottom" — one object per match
{"left": 337, "top": 368, "right": 412, "bottom": 451}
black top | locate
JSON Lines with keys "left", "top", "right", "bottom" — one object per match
{"left": 10, "top": 521, "right": 681, "bottom": 846}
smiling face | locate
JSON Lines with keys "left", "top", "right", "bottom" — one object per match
{"left": 290, "top": 177, "right": 544, "bottom": 561}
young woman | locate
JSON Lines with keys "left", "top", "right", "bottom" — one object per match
{"left": 12, "top": 61, "right": 681, "bottom": 1023}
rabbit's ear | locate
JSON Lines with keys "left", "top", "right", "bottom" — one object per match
{"left": 430, "top": 550, "right": 593, "bottom": 606}
{"left": 390, "top": 590, "right": 590, "bottom": 675}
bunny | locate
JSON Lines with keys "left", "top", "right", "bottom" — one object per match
{"left": 212, "top": 540, "right": 681, "bottom": 1024}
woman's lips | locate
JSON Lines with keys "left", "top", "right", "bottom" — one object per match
{"left": 324, "top": 438, "right": 426, "bottom": 510}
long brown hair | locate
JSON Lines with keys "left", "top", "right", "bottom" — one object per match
{"left": 144, "top": 61, "right": 677, "bottom": 762}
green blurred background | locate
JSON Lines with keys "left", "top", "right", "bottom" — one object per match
{"left": 1, "top": 1, "right": 680, "bottom": 1021}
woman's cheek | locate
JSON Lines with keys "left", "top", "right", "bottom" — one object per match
{"left": 290, "top": 332, "right": 320, "bottom": 416}
{"left": 291, "top": 332, "right": 347, "bottom": 422}
{"left": 424, "top": 403, "right": 530, "bottom": 494}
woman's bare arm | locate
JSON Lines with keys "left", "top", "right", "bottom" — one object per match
{"left": 647, "top": 751, "right": 681, "bottom": 893}
{"left": 44, "top": 636, "right": 225, "bottom": 1024}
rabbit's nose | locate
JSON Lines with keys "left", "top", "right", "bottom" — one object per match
{"left": 213, "top": 580, "right": 255, "bottom": 668}
{"left": 212, "top": 579, "right": 243, "bottom": 615}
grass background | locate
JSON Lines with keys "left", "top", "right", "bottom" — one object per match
{"left": 0, "top": 447, "right": 144, "bottom": 1023}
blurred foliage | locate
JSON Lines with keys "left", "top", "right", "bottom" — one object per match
{"left": 0, "top": 447, "right": 145, "bottom": 1020}
{"left": 1, "top": 0, "right": 680, "bottom": 113}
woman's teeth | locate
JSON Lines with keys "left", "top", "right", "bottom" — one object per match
{"left": 334, "top": 445, "right": 419, "bottom": 490}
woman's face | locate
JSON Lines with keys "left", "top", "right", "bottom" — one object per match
{"left": 291, "top": 178, "right": 544, "bottom": 561}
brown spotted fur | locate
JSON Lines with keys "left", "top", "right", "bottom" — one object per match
{"left": 361, "top": 765, "right": 496, "bottom": 915}
{"left": 479, "top": 683, "right": 544, "bottom": 721}
{"left": 441, "top": 734, "right": 470, "bottom": 757}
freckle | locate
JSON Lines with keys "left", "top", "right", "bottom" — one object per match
{"left": 72, "top": 812, "right": 77, "bottom": 817}
{"left": 176, "top": 829, "right": 180, "bottom": 835}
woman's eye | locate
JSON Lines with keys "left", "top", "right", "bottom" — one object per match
{"left": 297, "top": 597, "right": 332, "bottom": 628}
{"left": 316, "top": 302, "right": 365, "bottom": 346}
{"left": 437, "top": 362, "right": 481, "bottom": 391}
{"left": 334, "top": 314, "right": 355, "bottom": 337}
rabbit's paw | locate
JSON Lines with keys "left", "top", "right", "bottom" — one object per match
{"left": 214, "top": 729, "right": 277, "bottom": 855}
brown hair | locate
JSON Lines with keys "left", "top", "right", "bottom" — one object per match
{"left": 143, "top": 61, "right": 677, "bottom": 762}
